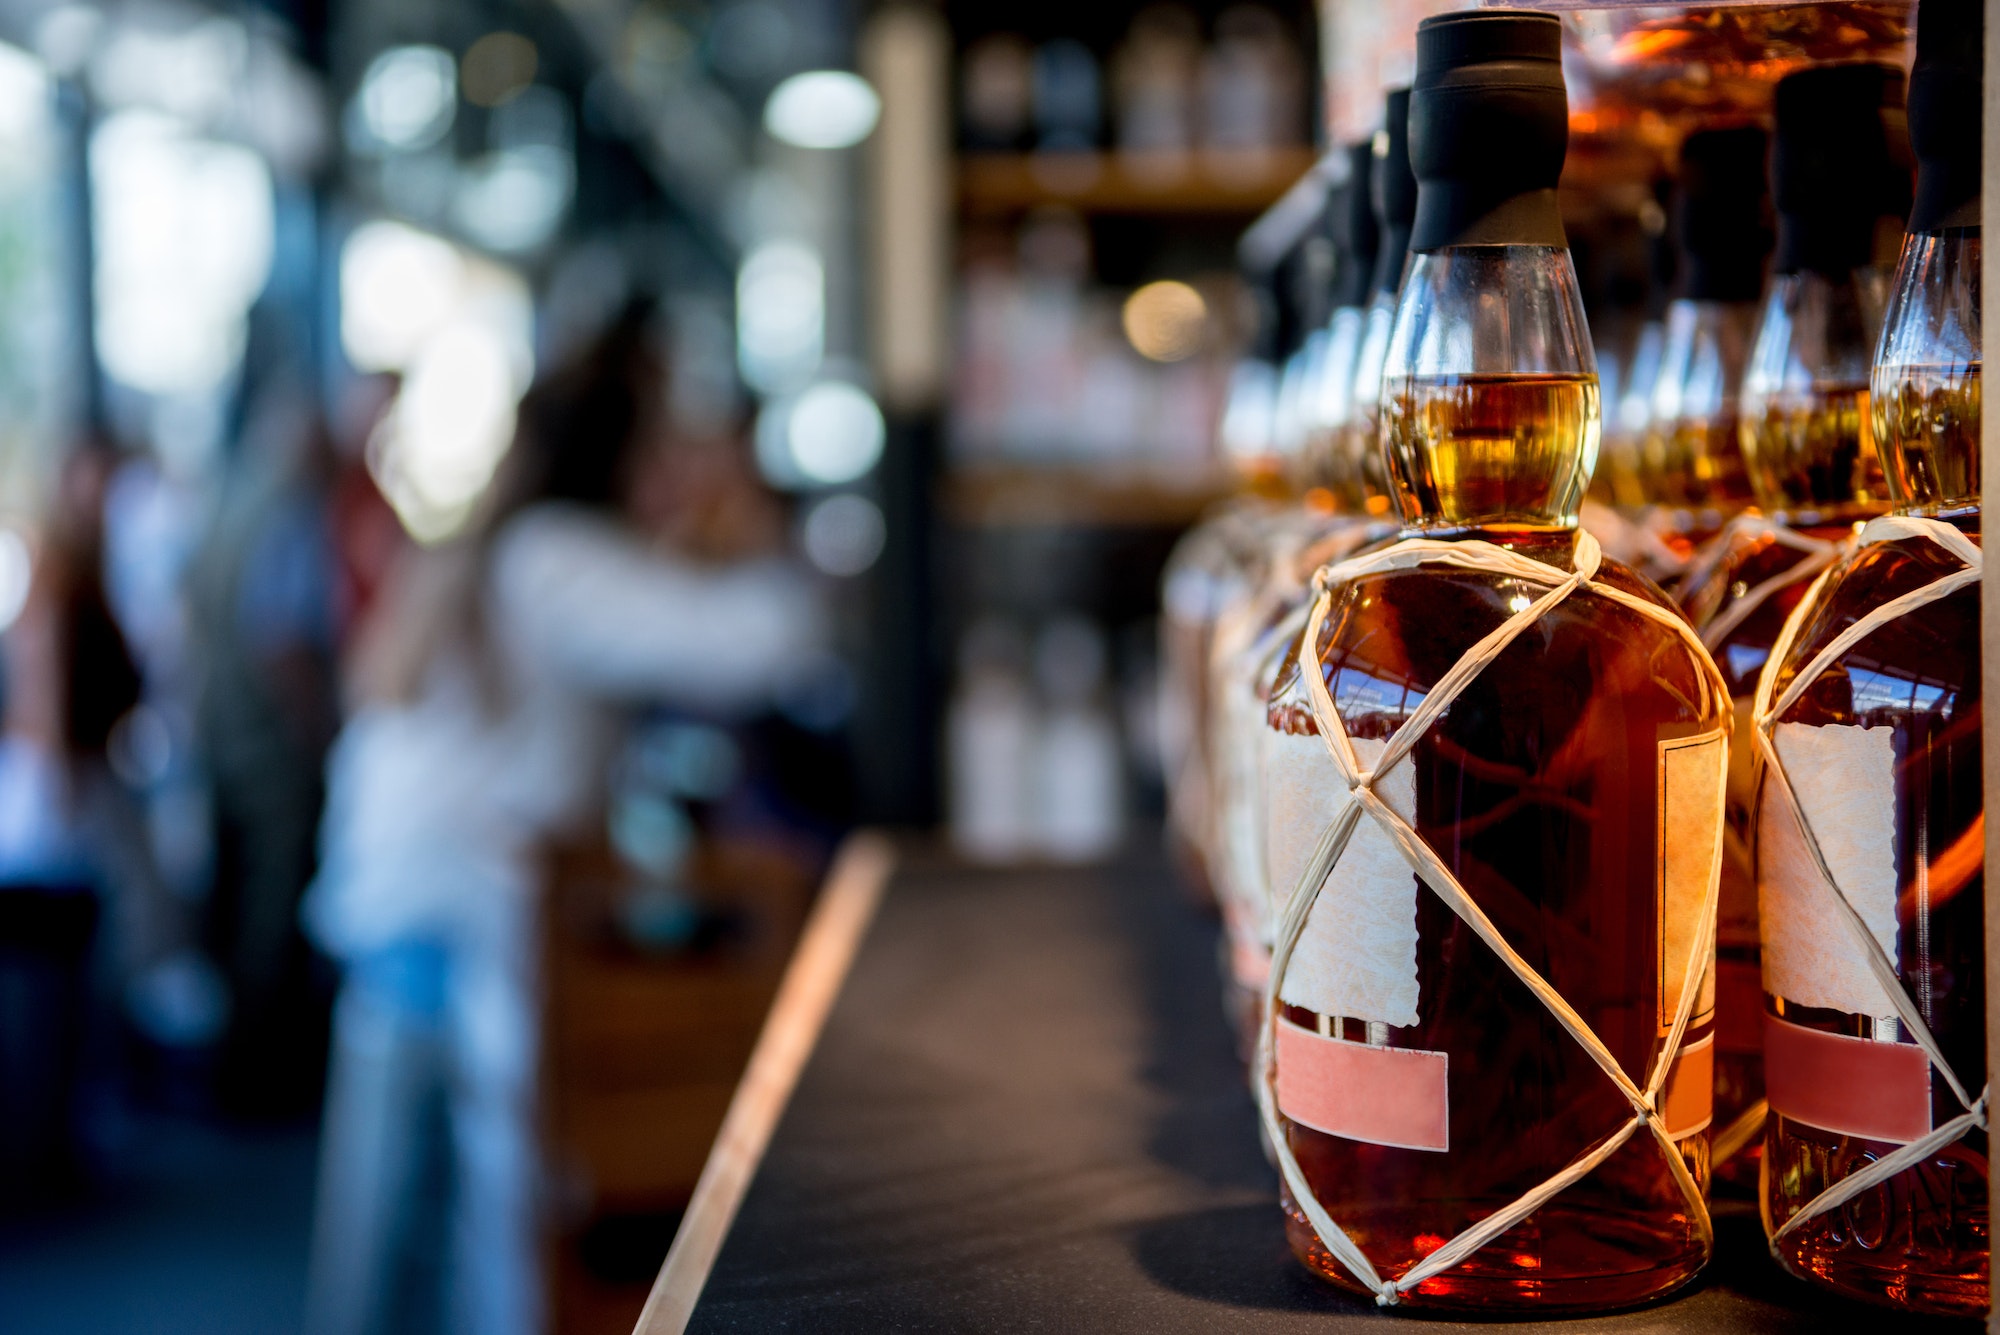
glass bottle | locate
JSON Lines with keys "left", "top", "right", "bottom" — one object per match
{"left": 1635, "top": 125, "right": 1772, "bottom": 1190}
{"left": 1262, "top": 13, "right": 1721, "bottom": 1310}
{"left": 1201, "top": 217, "right": 1371, "bottom": 1034}
{"left": 1337, "top": 87, "right": 1415, "bottom": 520}
{"left": 1300, "top": 140, "right": 1381, "bottom": 508}
{"left": 1162, "top": 265, "right": 1294, "bottom": 900}
{"left": 1758, "top": 0, "right": 1986, "bottom": 1314}
{"left": 1644, "top": 127, "right": 1769, "bottom": 551}
{"left": 1673, "top": 63, "right": 1909, "bottom": 1193}
{"left": 1212, "top": 177, "right": 1396, "bottom": 1049}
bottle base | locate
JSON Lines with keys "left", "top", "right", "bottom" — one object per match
{"left": 1283, "top": 1193, "right": 1708, "bottom": 1314}
{"left": 1771, "top": 1236, "right": 1989, "bottom": 1318}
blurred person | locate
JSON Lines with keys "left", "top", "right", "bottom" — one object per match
{"left": 301, "top": 305, "right": 822, "bottom": 1335}
{"left": 0, "top": 442, "right": 149, "bottom": 1201}
{"left": 186, "top": 381, "right": 343, "bottom": 1117}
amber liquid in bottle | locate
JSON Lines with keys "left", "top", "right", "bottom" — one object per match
{"left": 1761, "top": 369, "right": 1986, "bottom": 1317}
{"left": 1268, "top": 371, "right": 1717, "bottom": 1311}
{"left": 1740, "top": 385, "right": 1884, "bottom": 519}
{"left": 1382, "top": 374, "right": 1599, "bottom": 529}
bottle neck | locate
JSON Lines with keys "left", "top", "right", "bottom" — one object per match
{"left": 1739, "top": 267, "right": 1893, "bottom": 522}
{"left": 1379, "top": 245, "right": 1598, "bottom": 532}
{"left": 1874, "top": 227, "right": 1982, "bottom": 517}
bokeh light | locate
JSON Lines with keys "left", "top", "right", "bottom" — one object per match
{"left": 787, "top": 381, "right": 884, "bottom": 485}
{"left": 801, "top": 493, "right": 886, "bottom": 576}
{"left": 355, "top": 45, "right": 455, "bottom": 152}
{"left": 1121, "top": 280, "right": 1207, "bottom": 363}
{"left": 461, "top": 32, "right": 536, "bottom": 108}
{"left": 763, "top": 71, "right": 880, "bottom": 149}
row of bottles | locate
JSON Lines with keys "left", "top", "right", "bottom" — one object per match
{"left": 1160, "top": 0, "right": 1986, "bottom": 1316}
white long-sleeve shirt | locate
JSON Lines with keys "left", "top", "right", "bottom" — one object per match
{"left": 304, "top": 503, "right": 826, "bottom": 962}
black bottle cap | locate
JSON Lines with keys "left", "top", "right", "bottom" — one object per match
{"left": 1678, "top": 126, "right": 1771, "bottom": 303}
{"left": 1332, "top": 140, "right": 1381, "bottom": 308}
{"left": 1909, "top": 0, "right": 1982, "bottom": 231}
{"left": 1773, "top": 63, "right": 1903, "bottom": 274}
{"left": 1370, "top": 88, "right": 1418, "bottom": 296}
{"left": 1408, "top": 9, "right": 1568, "bottom": 252}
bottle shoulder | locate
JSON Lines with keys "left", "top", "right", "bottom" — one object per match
{"left": 1769, "top": 527, "right": 1981, "bottom": 729}
{"left": 1267, "top": 537, "right": 1722, "bottom": 742}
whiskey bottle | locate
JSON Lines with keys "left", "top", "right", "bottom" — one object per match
{"left": 1260, "top": 12, "right": 1725, "bottom": 1311}
{"left": 1672, "top": 65, "right": 1909, "bottom": 1187}
{"left": 1210, "top": 170, "right": 1398, "bottom": 1045}
{"left": 1299, "top": 139, "right": 1381, "bottom": 507}
{"left": 1162, "top": 265, "right": 1297, "bottom": 900}
{"left": 1336, "top": 87, "right": 1416, "bottom": 519}
{"left": 1757, "top": 0, "right": 1986, "bottom": 1314}
{"left": 1639, "top": 124, "right": 1773, "bottom": 1191}
{"left": 1643, "top": 127, "right": 1769, "bottom": 549}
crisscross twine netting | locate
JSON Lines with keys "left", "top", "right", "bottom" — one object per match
{"left": 1682, "top": 511, "right": 1856, "bottom": 652}
{"left": 1751, "top": 514, "right": 1989, "bottom": 1245}
{"left": 1257, "top": 528, "right": 1731, "bottom": 1306}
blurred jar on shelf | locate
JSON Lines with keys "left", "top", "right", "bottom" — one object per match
{"left": 1200, "top": 4, "right": 1305, "bottom": 182}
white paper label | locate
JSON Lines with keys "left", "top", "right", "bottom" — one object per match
{"left": 1266, "top": 732, "right": 1420, "bottom": 1027}
{"left": 1760, "top": 722, "right": 1901, "bottom": 1018}
{"left": 1659, "top": 730, "right": 1726, "bottom": 1032}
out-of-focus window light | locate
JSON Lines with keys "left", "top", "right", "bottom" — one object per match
{"left": 354, "top": 45, "right": 455, "bottom": 152}
{"left": 0, "top": 527, "right": 30, "bottom": 631}
{"left": 461, "top": 32, "right": 536, "bottom": 108}
{"left": 341, "top": 221, "right": 533, "bottom": 542}
{"left": 763, "top": 70, "right": 879, "bottom": 149}
{"left": 1122, "top": 280, "right": 1207, "bottom": 362}
{"left": 736, "top": 240, "right": 823, "bottom": 392}
{"left": 32, "top": 6, "right": 100, "bottom": 79}
{"left": 800, "top": 492, "right": 885, "bottom": 577}
{"left": 91, "top": 109, "right": 274, "bottom": 396}
{"left": 787, "top": 380, "right": 884, "bottom": 485}
{"left": 369, "top": 321, "right": 521, "bottom": 541}
{"left": 340, "top": 220, "right": 466, "bottom": 371}
{"left": 89, "top": 18, "right": 244, "bottom": 127}
{"left": 0, "top": 40, "right": 49, "bottom": 139}
{"left": 0, "top": 42, "right": 64, "bottom": 517}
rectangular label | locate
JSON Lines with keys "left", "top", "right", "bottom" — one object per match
{"left": 1764, "top": 1012, "right": 1933, "bottom": 1144}
{"left": 1267, "top": 734, "right": 1420, "bottom": 1027}
{"left": 1660, "top": 1032, "right": 1715, "bottom": 1139}
{"left": 1761, "top": 723, "right": 1901, "bottom": 1018}
{"left": 1659, "top": 729, "right": 1726, "bottom": 1032}
{"left": 1274, "top": 1015, "right": 1448, "bottom": 1152}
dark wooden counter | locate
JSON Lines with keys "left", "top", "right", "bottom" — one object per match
{"left": 663, "top": 840, "right": 1972, "bottom": 1332}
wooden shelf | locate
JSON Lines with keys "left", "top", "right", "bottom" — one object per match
{"left": 942, "top": 465, "right": 1230, "bottom": 528}
{"left": 958, "top": 149, "right": 1317, "bottom": 219}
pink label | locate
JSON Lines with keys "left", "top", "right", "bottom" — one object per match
{"left": 1764, "top": 1012, "right": 1933, "bottom": 1144}
{"left": 1660, "top": 1034, "right": 1714, "bottom": 1138}
{"left": 1274, "top": 1016, "right": 1449, "bottom": 1152}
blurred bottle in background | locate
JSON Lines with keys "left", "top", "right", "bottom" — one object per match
{"left": 947, "top": 618, "right": 1038, "bottom": 863}
{"left": 1032, "top": 617, "right": 1124, "bottom": 862}
{"left": 1111, "top": 6, "right": 1201, "bottom": 181}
